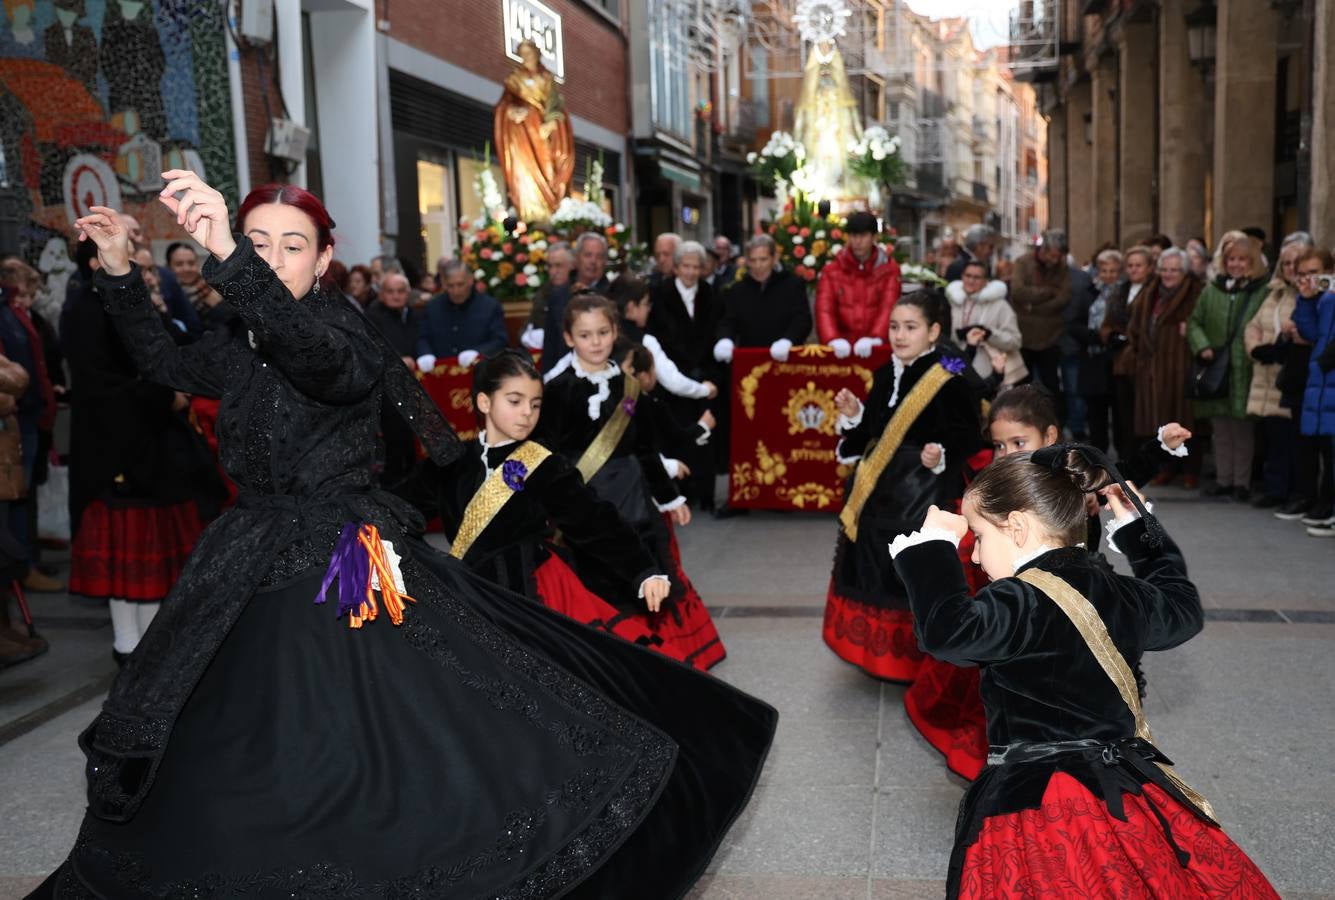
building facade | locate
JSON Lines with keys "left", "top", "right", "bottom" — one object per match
{"left": 1025, "top": 0, "right": 1335, "bottom": 263}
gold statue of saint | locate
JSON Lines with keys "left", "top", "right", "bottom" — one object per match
{"left": 494, "top": 40, "right": 575, "bottom": 222}
{"left": 793, "top": 42, "right": 864, "bottom": 201}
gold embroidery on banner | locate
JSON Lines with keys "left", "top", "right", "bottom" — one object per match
{"left": 776, "top": 481, "right": 839, "bottom": 509}
{"left": 1016, "top": 568, "right": 1217, "bottom": 822}
{"left": 738, "top": 362, "right": 773, "bottom": 420}
{"left": 450, "top": 442, "right": 552, "bottom": 561}
{"left": 838, "top": 364, "right": 953, "bottom": 542}
{"left": 792, "top": 343, "right": 832, "bottom": 358}
{"left": 785, "top": 381, "right": 838, "bottom": 436}
{"left": 574, "top": 374, "right": 641, "bottom": 484}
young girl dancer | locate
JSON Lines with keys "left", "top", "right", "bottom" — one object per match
{"left": 40, "top": 177, "right": 775, "bottom": 899}
{"left": 539, "top": 294, "right": 726, "bottom": 669}
{"left": 891, "top": 448, "right": 1278, "bottom": 898}
{"left": 395, "top": 349, "right": 690, "bottom": 659}
{"left": 823, "top": 291, "right": 983, "bottom": 680}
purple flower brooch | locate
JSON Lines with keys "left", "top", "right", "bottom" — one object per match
{"left": 621, "top": 397, "right": 638, "bottom": 416}
{"left": 940, "top": 356, "right": 967, "bottom": 375}
{"left": 502, "top": 459, "right": 529, "bottom": 492}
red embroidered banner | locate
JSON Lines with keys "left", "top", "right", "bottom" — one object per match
{"left": 417, "top": 358, "right": 485, "bottom": 441}
{"left": 728, "top": 344, "right": 893, "bottom": 510}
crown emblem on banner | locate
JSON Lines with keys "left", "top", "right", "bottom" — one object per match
{"left": 785, "top": 382, "right": 837, "bottom": 435}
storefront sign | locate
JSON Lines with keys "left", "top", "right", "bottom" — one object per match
{"left": 503, "top": 0, "right": 565, "bottom": 80}
{"left": 727, "top": 344, "right": 892, "bottom": 510}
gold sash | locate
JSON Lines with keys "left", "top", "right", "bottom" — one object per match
{"left": 839, "top": 363, "right": 953, "bottom": 541}
{"left": 1017, "top": 568, "right": 1215, "bottom": 821}
{"left": 575, "top": 374, "right": 642, "bottom": 484}
{"left": 450, "top": 442, "right": 552, "bottom": 561}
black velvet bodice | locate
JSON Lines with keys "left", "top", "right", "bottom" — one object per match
{"left": 394, "top": 439, "right": 660, "bottom": 609}
{"left": 895, "top": 519, "right": 1203, "bottom": 747}
{"left": 536, "top": 367, "right": 678, "bottom": 506}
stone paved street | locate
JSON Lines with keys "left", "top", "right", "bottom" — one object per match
{"left": 2, "top": 485, "right": 1334, "bottom": 899}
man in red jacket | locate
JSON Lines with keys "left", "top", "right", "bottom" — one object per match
{"left": 815, "top": 211, "right": 902, "bottom": 357}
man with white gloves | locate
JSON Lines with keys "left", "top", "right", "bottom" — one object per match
{"left": 415, "top": 259, "right": 508, "bottom": 371}
{"left": 814, "top": 210, "right": 902, "bottom": 359}
{"left": 713, "top": 234, "right": 813, "bottom": 364}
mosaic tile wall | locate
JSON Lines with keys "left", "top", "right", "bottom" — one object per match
{"left": 0, "top": 0, "right": 237, "bottom": 307}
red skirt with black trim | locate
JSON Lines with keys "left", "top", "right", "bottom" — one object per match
{"left": 655, "top": 514, "right": 726, "bottom": 671}
{"left": 822, "top": 581, "right": 925, "bottom": 682}
{"left": 532, "top": 553, "right": 690, "bottom": 664}
{"left": 70, "top": 500, "right": 204, "bottom": 602}
{"left": 957, "top": 771, "right": 1279, "bottom": 899}
{"left": 902, "top": 529, "right": 990, "bottom": 780}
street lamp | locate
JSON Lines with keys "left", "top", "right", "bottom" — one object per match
{"left": 1185, "top": 1, "right": 1217, "bottom": 73}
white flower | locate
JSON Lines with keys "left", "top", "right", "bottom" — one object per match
{"left": 608, "top": 248, "right": 619, "bottom": 259}
{"left": 474, "top": 268, "right": 486, "bottom": 280}
{"left": 830, "top": 243, "right": 843, "bottom": 254}
{"left": 773, "top": 146, "right": 788, "bottom": 158}
{"left": 529, "top": 275, "right": 542, "bottom": 287}
{"left": 533, "top": 240, "right": 548, "bottom": 250}
{"left": 746, "top": 152, "right": 757, "bottom": 164}
{"left": 815, "top": 230, "right": 826, "bottom": 239}
{"left": 615, "top": 223, "right": 626, "bottom": 233}
{"left": 872, "top": 148, "right": 885, "bottom": 161}
{"left": 793, "top": 236, "right": 804, "bottom": 245}
{"left": 489, "top": 276, "right": 501, "bottom": 286}
{"left": 803, "top": 254, "right": 817, "bottom": 266}
{"left": 523, "top": 264, "right": 538, "bottom": 275}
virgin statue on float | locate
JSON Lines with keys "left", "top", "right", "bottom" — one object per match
{"left": 793, "top": 40, "right": 864, "bottom": 201}
{"left": 494, "top": 39, "right": 575, "bottom": 222}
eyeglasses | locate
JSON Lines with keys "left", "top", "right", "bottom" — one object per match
{"left": 1158, "top": 267, "right": 1183, "bottom": 274}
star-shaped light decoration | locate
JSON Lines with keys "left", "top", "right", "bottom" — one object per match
{"left": 793, "top": 0, "right": 852, "bottom": 45}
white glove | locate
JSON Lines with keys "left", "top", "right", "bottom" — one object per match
{"left": 769, "top": 338, "right": 793, "bottom": 362}
{"left": 520, "top": 326, "right": 545, "bottom": 350}
{"left": 829, "top": 338, "right": 851, "bottom": 358}
{"left": 457, "top": 349, "right": 480, "bottom": 368}
{"left": 713, "top": 338, "right": 735, "bottom": 363}
{"left": 415, "top": 354, "right": 438, "bottom": 372}
{"left": 853, "top": 336, "right": 882, "bottom": 358}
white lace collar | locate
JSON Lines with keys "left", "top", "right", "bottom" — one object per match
{"left": 1012, "top": 543, "right": 1057, "bottom": 573}
{"left": 478, "top": 434, "right": 518, "bottom": 477}
{"left": 572, "top": 361, "right": 621, "bottom": 420}
{"left": 889, "top": 347, "right": 936, "bottom": 407}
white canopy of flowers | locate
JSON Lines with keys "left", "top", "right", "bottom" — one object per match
{"left": 746, "top": 131, "right": 808, "bottom": 165}
{"left": 848, "top": 126, "right": 902, "bottom": 161}
{"left": 552, "top": 159, "right": 613, "bottom": 228}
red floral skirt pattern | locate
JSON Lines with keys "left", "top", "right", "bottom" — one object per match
{"left": 70, "top": 500, "right": 204, "bottom": 602}
{"left": 656, "top": 515, "right": 726, "bottom": 670}
{"left": 958, "top": 772, "right": 1280, "bottom": 899}
{"left": 532, "top": 553, "right": 688, "bottom": 664}
{"left": 904, "top": 656, "right": 987, "bottom": 781}
{"left": 822, "top": 581, "right": 925, "bottom": 682}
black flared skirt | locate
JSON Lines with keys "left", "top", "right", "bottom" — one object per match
{"left": 36, "top": 542, "right": 776, "bottom": 899}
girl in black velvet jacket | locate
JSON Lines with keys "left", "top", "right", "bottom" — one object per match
{"left": 822, "top": 291, "right": 984, "bottom": 682}
{"left": 890, "top": 447, "right": 1277, "bottom": 900}
{"left": 394, "top": 350, "right": 691, "bottom": 662}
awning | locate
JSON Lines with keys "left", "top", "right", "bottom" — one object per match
{"left": 659, "top": 160, "right": 702, "bottom": 191}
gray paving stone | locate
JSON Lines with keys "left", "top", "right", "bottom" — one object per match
{"left": 869, "top": 787, "right": 961, "bottom": 881}
{"left": 686, "top": 874, "right": 869, "bottom": 899}
{"left": 758, "top": 716, "right": 879, "bottom": 787}
{"left": 710, "top": 784, "right": 874, "bottom": 877}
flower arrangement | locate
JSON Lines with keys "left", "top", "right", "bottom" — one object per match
{"left": 746, "top": 131, "right": 807, "bottom": 196}
{"left": 757, "top": 194, "right": 899, "bottom": 286}
{"left": 459, "top": 155, "right": 647, "bottom": 300}
{"left": 898, "top": 262, "right": 947, "bottom": 288}
{"left": 846, "top": 126, "right": 905, "bottom": 189}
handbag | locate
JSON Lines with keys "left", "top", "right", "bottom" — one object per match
{"left": 1187, "top": 294, "right": 1251, "bottom": 400}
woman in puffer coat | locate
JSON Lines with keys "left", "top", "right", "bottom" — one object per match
{"left": 1187, "top": 231, "right": 1268, "bottom": 501}
{"left": 1293, "top": 269, "right": 1335, "bottom": 535}
{"left": 1243, "top": 237, "right": 1311, "bottom": 508}
{"left": 945, "top": 259, "right": 1025, "bottom": 386}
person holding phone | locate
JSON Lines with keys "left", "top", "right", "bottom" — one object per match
{"left": 945, "top": 259, "right": 1024, "bottom": 386}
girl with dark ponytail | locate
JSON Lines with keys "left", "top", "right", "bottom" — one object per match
{"left": 888, "top": 447, "right": 1277, "bottom": 899}
{"left": 394, "top": 349, "right": 692, "bottom": 659}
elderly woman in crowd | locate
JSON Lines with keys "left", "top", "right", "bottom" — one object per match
{"left": 1128, "top": 247, "right": 1204, "bottom": 486}
{"left": 1243, "top": 234, "right": 1314, "bottom": 509}
{"left": 1187, "top": 231, "right": 1269, "bottom": 500}
{"left": 1099, "top": 246, "right": 1153, "bottom": 460}
{"left": 649, "top": 239, "right": 720, "bottom": 510}
{"left": 1073, "top": 248, "right": 1122, "bottom": 453}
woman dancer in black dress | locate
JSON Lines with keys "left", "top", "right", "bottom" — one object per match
{"left": 33, "top": 172, "right": 775, "bottom": 899}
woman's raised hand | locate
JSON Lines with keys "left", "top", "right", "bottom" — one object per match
{"left": 73, "top": 206, "right": 132, "bottom": 276}
{"left": 158, "top": 170, "right": 236, "bottom": 262}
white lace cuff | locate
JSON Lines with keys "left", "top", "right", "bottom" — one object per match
{"left": 888, "top": 527, "right": 961, "bottom": 559}
{"left": 637, "top": 574, "right": 671, "bottom": 598}
{"left": 655, "top": 495, "right": 687, "bottom": 513}
{"left": 660, "top": 455, "right": 680, "bottom": 479}
{"left": 1156, "top": 425, "right": 1189, "bottom": 457}
{"left": 928, "top": 445, "right": 947, "bottom": 475}
{"left": 837, "top": 402, "right": 864, "bottom": 433}
{"left": 1105, "top": 500, "right": 1155, "bottom": 555}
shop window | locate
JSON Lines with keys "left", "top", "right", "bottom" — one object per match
{"left": 418, "top": 157, "right": 456, "bottom": 265}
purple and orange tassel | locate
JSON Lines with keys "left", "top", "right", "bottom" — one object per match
{"left": 315, "top": 523, "right": 415, "bottom": 628}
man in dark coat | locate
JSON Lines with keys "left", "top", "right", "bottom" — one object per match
{"left": 415, "top": 260, "right": 508, "bottom": 369}
{"left": 944, "top": 224, "right": 996, "bottom": 283}
{"left": 365, "top": 272, "right": 420, "bottom": 485}
{"left": 714, "top": 234, "right": 812, "bottom": 362}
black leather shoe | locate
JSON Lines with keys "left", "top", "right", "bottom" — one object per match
{"left": 1250, "top": 493, "right": 1283, "bottom": 509}
{"left": 1274, "top": 499, "right": 1312, "bottom": 520}
{"left": 113, "top": 649, "right": 132, "bottom": 668}
{"left": 1232, "top": 486, "right": 1251, "bottom": 503}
